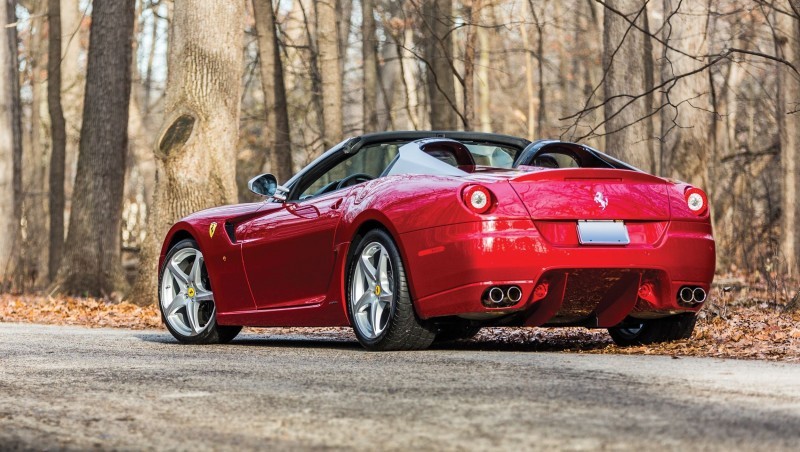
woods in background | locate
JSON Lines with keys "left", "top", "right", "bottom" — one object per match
{"left": 0, "top": 0, "right": 798, "bottom": 303}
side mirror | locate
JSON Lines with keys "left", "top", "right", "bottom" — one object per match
{"left": 248, "top": 173, "right": 278, "bottom": 197}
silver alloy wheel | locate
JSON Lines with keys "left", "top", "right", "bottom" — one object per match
{"left": 350, "top": 241, "right": 395, "bottom": 339}
{"left": 160, "top": 247, "right": 215, "bottom": 337}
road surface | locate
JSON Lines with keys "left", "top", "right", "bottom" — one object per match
{"left": 1, "top": 322, "right": 800, "bottom": 450}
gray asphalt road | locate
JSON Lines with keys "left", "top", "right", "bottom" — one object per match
{"left": 1, "top": 323, "right": 800, "bottom": 451}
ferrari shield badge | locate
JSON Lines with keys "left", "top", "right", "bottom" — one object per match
{"left": 209, "top": 222, "right": 217, "bottom": 238}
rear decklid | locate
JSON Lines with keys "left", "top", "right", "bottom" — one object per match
{"left": 509, "top": 168, "right": 671, "bottom": 221}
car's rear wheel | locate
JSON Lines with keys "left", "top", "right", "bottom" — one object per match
{"left": 347, "top": 229, "right": 436, "bottom": 351}
{"left": 159, "top": 238, "right": 241, "bottom": 344}
{"left": 607, "top": 313, "right": 697, "bottom": 346}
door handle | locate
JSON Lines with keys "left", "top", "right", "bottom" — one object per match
{"left": 331, "top": 198, "right": 343, "bottom": 210}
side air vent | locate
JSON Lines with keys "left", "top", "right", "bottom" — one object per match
{"left": 225, "top": 222, "right": 237, "bottom": 243}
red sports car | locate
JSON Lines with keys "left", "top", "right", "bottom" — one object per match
{"left": 158, "top": 131, "right": 715, "bottom": 350}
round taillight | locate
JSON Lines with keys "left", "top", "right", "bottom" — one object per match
{"left": 463, "top": 185, "right": 493, "bottom": 214}
{"left": 684, "top": 187, "right": 708, "bottom": 215}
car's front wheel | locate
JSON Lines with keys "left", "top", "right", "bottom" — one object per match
{"left": 347, "top": 229, "right": 436, "bottom": 351}
{"left": 607, "top": 313, "right": 697, "bottom": 346}
{"left": 159, "top": 238, "right": 241, "bottom": 344}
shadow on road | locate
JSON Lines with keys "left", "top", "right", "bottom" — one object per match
{"left": 134, "top": 330, "right": 613, "bottom": 353}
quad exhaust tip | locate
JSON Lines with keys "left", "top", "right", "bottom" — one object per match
{"left": 693, "top": 287, "right": 707, "bottom": 303}
{"left": 507, "top": 286, "right": 523, "bottom": 303}
{"left": 678, "top": 286, "right": 706, "bottom": 305}
{"left": 483, "top": 285, "right": 524, "bottom": 307}
{"left": 488, "top": 287, "right": 505, "bottom": 304}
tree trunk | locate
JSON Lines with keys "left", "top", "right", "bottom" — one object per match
{"left": 780, "top": 1, "right": 800, "bottom": 275}
{"left": 55, "top": 0, "right": 135, "bottom": 296}
{"left": 520, "top": 20, "right": 536, "bottom": 140}
{"left": 21, "top": 0, "right": 49, "bottom": 289}
{"left": 529, "top": 0, "right": 546, "bottom": 137}
{"left": 253, "top": 0, "right": 293, "bottom": 183}
{"left": 7, "top": 0, "right": 21, "bottom": 227}
{"left": 659, "top": 0, "right": 711, "bottom": 185}
{"left": 399, "top": 26, "right": 420, "bottom": 129}
{"left": 462, "top": 0, "right": 480, "bottom": 129}
{"left": 602, "top": 0, "right": 655, "bottom": 172}
{"left": 422, "top": 0, "right": 458, "bottom": 129}
{"left": 477, "top": 26, "right": 491, "bottom": 132}
{"left": 60, "top": 0, "right": 83, "bottom": 226}
{"left": 0, "top": 0, "right": 18, "bottom": 286}
{"left": 47, "top": 0, "right": 67, "bottom": 282}
{"left": 317, "top": 0, "right": 343, "bottom": 148}
{"left": 362, "top": 0, "right": 378, "bottom": 133}
{"left": 6, "top": 0, "right": 23, "bottom": 287}
{"left": 131, "top": 0, "right": 245, "bottom": 305}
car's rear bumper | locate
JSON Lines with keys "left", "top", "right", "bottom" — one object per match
{"left": 399, "top": 219, "right": 715, "bottom": 326}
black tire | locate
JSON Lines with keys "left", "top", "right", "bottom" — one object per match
{"left": 435, "top": 321, "right": 482, "bottom": 342}
{"left": 346, "top": 229, "right": 436, "bottom": 351}
{"left": 159, "top": 238, "right": 242, "bottom": 345}
{"left": 607, "top": 313, "right": 697, "bottom": 346}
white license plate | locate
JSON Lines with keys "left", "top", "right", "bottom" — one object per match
{"left": 577, "top": 220, "right": 630, "bottom": 245}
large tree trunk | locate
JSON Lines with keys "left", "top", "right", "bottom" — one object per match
{"left": 6, "top": 0, "right": 22, "bottom": 287}
{"left": 253, "top": 0, "right": 293, "bottom": 183}
{"left": 317, "top": 0, "right": 343, "bottom": 148}
{"left": 131, "top": 0, "right": 245, "bottom": 305}
{"left": 60, "top": 0, "right": 84, "bottom": 228}
{"left": 362, "top": 0, "right": 379, "bottom": 133}
{"left": 0, "top": 0, "right": 19, "bottom": 286}
{"left": 47, "top": 0, "right": 67, "bottom": 282}
{"left": 780, "top": 2, "right": 800, "bottom": 275}
{"left": 462, "top": 0, "right": 480, "bottom": 129}
{"left": 602, "top": 0, "right": 655, "bottom": 172}
{"left": 659, "top": 0, "right": 711, "bottom": 185}
{"left": 55, "top": 0, "right": 135, "bottom": 295}
{"left": 422, "top": 0, "right": 458, "bottom": 129}
{"left": 21, "top": 0, "right": 49, "bottom": 289}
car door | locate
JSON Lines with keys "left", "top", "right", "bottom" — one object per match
{"left": 240, "top": 189, "right": 349, "bottom": 310}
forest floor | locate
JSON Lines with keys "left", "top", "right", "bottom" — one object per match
{"left": 1, "top": 272, "right": 799, "bottom": 362}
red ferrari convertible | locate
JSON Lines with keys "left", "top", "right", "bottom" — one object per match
{"left": 158, "top": 131, "right": 715, "bottom": 350}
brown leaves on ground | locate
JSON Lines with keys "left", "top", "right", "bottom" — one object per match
{"left": 0, "top": 294, "right": 161, "bottom": 330}
{"left": 467, "top": 306, "right": 800, "bottom": 362}
{"left": 1, "top": 276, "right": 799, "bottom": 362}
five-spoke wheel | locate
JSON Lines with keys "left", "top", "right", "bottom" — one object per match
{"left": 347, "top": 229, "right": 435, "bottom": 350}
{"left": 159, "top": 239, "right": 241, "bottom": 344}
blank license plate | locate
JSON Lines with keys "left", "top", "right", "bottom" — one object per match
{"left": 577, "top": 221, "right": 630, "bottom": 245}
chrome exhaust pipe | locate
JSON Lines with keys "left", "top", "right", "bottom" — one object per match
{"left": 679, "top": 286, "right": 695, "bottom": 304}
{"left": 488, "top": 287, "right": 505, "bottom": 304}
{"left": 507, "top": 286, "right": 523, "bottom": 303}
{"left": 693, "top": 287, "right": 707, "bottom": 303}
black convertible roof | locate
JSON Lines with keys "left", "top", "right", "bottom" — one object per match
{"left": 344, "top": 130, "right": 531, "bottom": 154}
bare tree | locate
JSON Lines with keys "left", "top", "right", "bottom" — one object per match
{"left": 6, "top": 0, "right": 22, "bottom": 287}
{"left": 55, "top": 0, "right": 135, "bottom": 295}
{"left": 422, "top": 0, "right": 458, "bottom": 129}
{"left": 362, "top": 0, "right": 379, "bottom": 132}
{"left": 317, "top": 0, "right": 343, "bottom": 148}
{"left": 253, "top": 0, "right": 293, "bottom": 183}
{"left": 20, "top": 0, "right": 49, "bottom": 289}
{"left": 659, "top": 1, "right": 712, "bottom": 184}
{"left": 0, "top": 0, "right": 19, "bottom": 285}
{"left": 780, "top": 1, "right": 800, "bottom": 274}
{"left": 602, "top": 0, "right": 655, "bottom": 172}
{"left": 47, "top": 0, "right": 67, "bottom": 282}
{"left": 132, "top": 0, "right": 245, "bottom": 305}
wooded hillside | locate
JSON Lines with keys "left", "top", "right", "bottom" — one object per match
{"left": 1, "top": 0, "right": 797, "bottom": 302}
